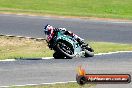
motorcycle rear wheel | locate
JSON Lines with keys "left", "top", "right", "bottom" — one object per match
{"left": 84, "top": 46, "right": 94, "bottom": 57}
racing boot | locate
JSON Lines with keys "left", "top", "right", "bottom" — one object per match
{"left": 82, "top": 43, "right": 88, "bottom": 47}
{"left": 77, "top": 38, "right": 88, "bottom": 47}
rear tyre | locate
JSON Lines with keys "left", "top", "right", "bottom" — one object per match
{"left": 84, "top": 46, "right": 94, "bottom": 57}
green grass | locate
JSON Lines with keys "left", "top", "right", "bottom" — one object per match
{"left": 0, "top": 36, "right": 132, "bottom": 60}
{"left": 0, "top": 0, "right": 132, "bottom": 19}
{"left": 90, "top": 42, "right": 132, "bottom": 54}
{"left": 11, "top": 83, "right": 95, "bottom": 88}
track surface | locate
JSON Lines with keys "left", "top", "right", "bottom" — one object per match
{"left": 0, "top": 52, "right": 132, "bottom": 87}
{"left": 0, "top": 14, "right": 132, "bottom": 88}
{"left": 0, "top": 14, "right": 132, "bottom": 43}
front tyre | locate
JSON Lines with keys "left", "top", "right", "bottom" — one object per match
{"left": 56, "top": 41, "right": 75, "bottom": 59}
{"left": 53, "top": 52, "right": 64, "bottom": 59}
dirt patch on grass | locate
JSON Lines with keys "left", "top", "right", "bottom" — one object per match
{"left": 0, "top": 36, "right": 48, "bottom": 47}
{"left": 0, "top": 36, "right": 53, "bottom": 60}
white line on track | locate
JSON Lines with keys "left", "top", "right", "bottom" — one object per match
{"left": 0, "top": 81, "right": 76, "bottom": 88}
{"left": 42, "top": 57, "right": 54, "bottom": 59}
{"left": 0, "top": 59, "right": 16, "bottom": 62}
{"left": 0, "top": 51, "right": 132, "bottom": 61}
{"left": 95, "top": 51, "right": 132, "bottom": 56}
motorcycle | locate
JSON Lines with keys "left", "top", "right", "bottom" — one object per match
{"left": 46, "top": 30, "right": 94, "bottom": 59}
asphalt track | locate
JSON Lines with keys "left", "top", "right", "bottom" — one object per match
{"left": 0, "top": 14, "right": 132, "bottom": 43}
{"left": 0, "top": 14, "right": 132, "bottom": 88}
{"left": 0, "top": 52, "right": 132, "bottom": 88}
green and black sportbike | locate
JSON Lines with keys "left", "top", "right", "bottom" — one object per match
{"left": 46, "top": 30, "right": 94, "bottom": 59}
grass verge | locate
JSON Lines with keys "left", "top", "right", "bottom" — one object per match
{"left": 0, "top": 36, "right": 132, "bottom": 60}
{"left": 0, "top": 36, "right": 53, "bottom": 60}
{"left": 0, "top": 0, "right": 132, "bottom": 19}
{"left": 11, "top": 83, "right": 95, "bottom": 88}
{"left": 89, "top": 42, "right": 132, "bottom": 54}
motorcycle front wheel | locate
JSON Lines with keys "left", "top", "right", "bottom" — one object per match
{"left": 55, "top": 41, "right": 75, "bottom": 59}
{"left": 53, "top": 52, "right": 64, "bottom": 59}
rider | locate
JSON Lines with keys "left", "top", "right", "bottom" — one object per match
{"left": 44, "top": 24, "right": 87, "bottom": 48}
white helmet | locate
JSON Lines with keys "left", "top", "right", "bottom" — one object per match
{"left": 44, "top": 24, "right": 54, "bottom": 35}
